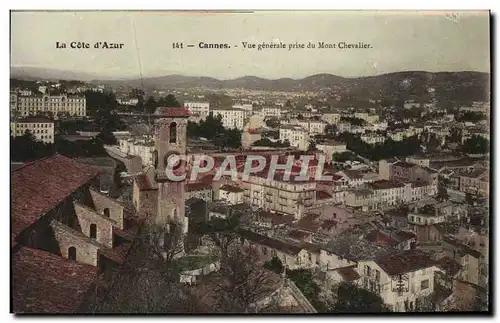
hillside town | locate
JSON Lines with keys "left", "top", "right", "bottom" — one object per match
{"left": 10, "top": 72, "right": 490, "bottom": 314}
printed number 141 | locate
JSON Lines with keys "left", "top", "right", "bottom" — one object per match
{"left": 173, "top": 42, "right": 183, "bottom": 49}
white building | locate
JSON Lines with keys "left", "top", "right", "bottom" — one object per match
{"left": 233, "top": 103, "right": 254, "bottom": 117}
{"left": 316, "top": 140, "right": 347, "bottom": 162}
{"left": 260, "top": 106, "right": 282, "bottom": 118}
{"left": 184, "top": 102, "right": 210, "bottom": 120}
{"left": 219, "top": 185, "right": 245, "bottom": 205}
{"left": 344, "top": 180, "right": 437, "bottom": 210}
{"left": 119, "top": 137, "right": 155, "bottom": 166}
{"left": 279, "top": 125, "right": 310, "bottom": 151}
{"left": 357, "top": 250, "right": 442, "bottom": 312}
{"left": 11, "top": 92, "right": 86, "bottom": 117}
{"left": 321, "top": 113, "right": 341, "bottom": 125}
{"left": 361, "top": 134, "right": 386, "bottom": 145}
{"left": 354, "top": 112, "right": 380, "bottom": 124}
{"left": 11, "top": 116, "right": 55, "bottom": 143}
{"left": 212, "top": 108, "right": 245, "bottom": 130}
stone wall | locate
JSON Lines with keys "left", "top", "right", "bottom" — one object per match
{"left": 74, "top": 203, "right": 114, "bottom": 248}
{"left": 90, "top": 189, "right": 124, "bottom": 229}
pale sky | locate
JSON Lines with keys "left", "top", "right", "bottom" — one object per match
{"left": 10, "top": 10, "right": 490, "bottom": 79}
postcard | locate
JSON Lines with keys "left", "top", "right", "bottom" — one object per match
{"left": 10, "top": 10, "right": 490, "bottom": 314}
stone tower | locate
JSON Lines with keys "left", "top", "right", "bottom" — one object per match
{"left": 152, "top": 107, "right": 190, "bottom": 234}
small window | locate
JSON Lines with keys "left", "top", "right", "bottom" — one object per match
{"left": 169, "top": 122, "right": 177, "bottom": 144}
{"left": 90, "top": 224, "right": 97, "bottom": 239}
{"left": 68, "top": 247, "right": 77, "bottom": 261}
{"left": 103, "top": 208, "right": 110, "bottom": 217}
{"left": 420, "top": 279, "right": 429, "bottom": 290}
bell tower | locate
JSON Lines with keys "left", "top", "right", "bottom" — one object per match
{"left": 152, "top": 107, "right": 190, "bottom": 234}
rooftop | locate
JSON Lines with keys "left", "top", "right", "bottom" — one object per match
{"left": 12, "top": 246, "right": 98, "bottom": 313}
{"left": 16, "top": 116, "right": 54, "bottom": 123}
{"left": 11, "top": 154, "right": 101, "bottom": 245}
{"left": 219, "top": 184, "right": 244, "bottom": 193}
{"left": 239, "top": 230, "right": 303, "bottom": 256}
{"left": 154, "top": 107, "right": 190, "bottom": 118}
{"left": 369, "top": 180, "right": 405, "bottom": 190}
{"left": 375, "top": 250, "right": 436, "bottom": 276}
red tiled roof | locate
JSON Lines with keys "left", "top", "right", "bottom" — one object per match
{"left": 393, "top": 161, "right": 418, "bottom": 169}
{"left": 219, "top": 184, "right": 244, "bottom": 193}
{"left": 287, "top": 229, "right": 310, "bottom": 240}
{"left": 316, "top": 191, "right": 332, "bottom": 200}
{"left": 11, "top": 154, "right": 101, "bottom": 245}
{"left": 369, "top": 180, "right": 405, "bottom": 190}
{"left": 393, "top": 230, "right": 416, "bottom": 241}
{"left": 154, "top": 107, "right": 190, "bottom": 117}
{"left": 17, "top": 116, "right": 54, "bottom": 123}
{"left": 239, "top": 230, "right": 303, "bottom": 256}
{"left": 296, "top": 213, "right": 320, "bottom": 232}
{"left": 435, "top": 257, "right": 461, "bottom": 277}
{"left": 257, "top": 210, "right": 295, "bottom": 226}
{"left": 186, "top": 182, "right": 212, "bottom": 192}
{"left": 375, "top": 250, "right": 436, "bottom": 276}
{"left": 321, "top": 219, "right": 338, "bottom": 231}
{"left": 12, "top": 246, "right": 98, "bottom": 313}
{"left": 133, "top": 173, "right": 156, "bottom": 191}
{"left": 365, "top": 230, "right": 398, "bottom": 246}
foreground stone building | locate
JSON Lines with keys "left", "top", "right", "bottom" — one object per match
{"left": 11, "top": 154, "right": 141, "bottom": 313}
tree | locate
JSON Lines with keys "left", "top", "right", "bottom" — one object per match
{"left": 325, "top": 124, "right": 337, "bottom": 137}
{"left": 297, "top": 114, "right": 304, "bottom": 120}
{"left": 89, "top": 220, "right": 202, "bottom": 314}
{"left": 158, "top": 94, "right": 181, "bottom": 107}
{"left": 263, "top": 257, "right": 284, "bottom": 274}
{"left": 265, "top": 118, "right": 280, "bottom": 129}
{"left": 329, "top": 282, "right": 391, "bottom": 313}
{"left": 462, "top": 135, "right": 489, "bottom": 155}
{"left": 437, "top": 176, "right": 450, "bottom": 201}
{"left": 287, "top": 269, "right": 326, "bottom": 311}
{"left": 465, "top": 192, "right": 475, "bottom": 206}
{"left": 307, "top": 141, "right": 317, "bottom": 152}
{"left": 427, "top": 133, "right": 441, "bottom": 152}
{"left": 212, "top": 246, "right": 279, "bottom": 313}
{"left": 285, "top": 100, "right": 292, "bottom": 108}
{"left": 144, "top": 96, "right": 159, "bottom": 114}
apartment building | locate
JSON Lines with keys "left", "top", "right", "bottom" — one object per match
{"left": 260, "top": 106, "right": 282, "bottom": 118}
{"left": 378, "top": 160, "right": 438, "bottom": 185}
{"left": 239, "top": 230, "right": 356, "bottom": 272}
{"left": 321, "top": 113, "right": 341, "bottom": 125}
{"left": 11, "top": 116, "right": 55, "bottom": 143}
{"left": 457, "top": 168, "right": 488, "bottom": 196}
{"left": 279, "top": 125, "right": 310, "bottom": 151}
{"left": 11, "top": 91, "right": 86, "bottom": 117}
{"left": 184, "top": 102, "right": 210, "bottom": 120}
{"left": 238, "top": 166, "right": 317, "bottom": 218}
{"left": 212, "top": 108, "right": 246, "bottom": 130}
{"left": 219, "top": 184, "right": 245, "bottom": 205}
{"left": 344, "top": 180, "right": 437, "bottom": 210}
{"left": 241, "top": 128, "right": 262, "bottom": 149}
{"left": 119, "top": 137, "right": 155, "bottom": 166}
{"left": 185, "top": 182, "right": 214, "bottom": 203}
{"left": 354, "top": 112, "right": 380, "bottom": 124}
{"left": 357, "top": 250, "right": 442, "bottom": 312}
{"left": 361, "top": 134, "right": 386, "bottom": 145}
{"left": 316, "top": 140, "right": 347, "bottom": 162}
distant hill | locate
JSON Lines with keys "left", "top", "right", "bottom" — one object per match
{"left": 10, "top": 67, "right": 490, "bottom": 102}
{"left": 10, "top": 66, "right": 102, "bottom": 82}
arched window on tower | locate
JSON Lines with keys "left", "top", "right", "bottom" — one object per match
{"left": 103, "top": 208, "right": 110, "bottom": 218}
{"left": 90, "top": 224, "right": 97, "bottom": 239}
{"left": 169, "top": 122, "right": 177, "bottom": 144}
{"left": 68, "top": 247, "right": 77, "bottom": 261}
